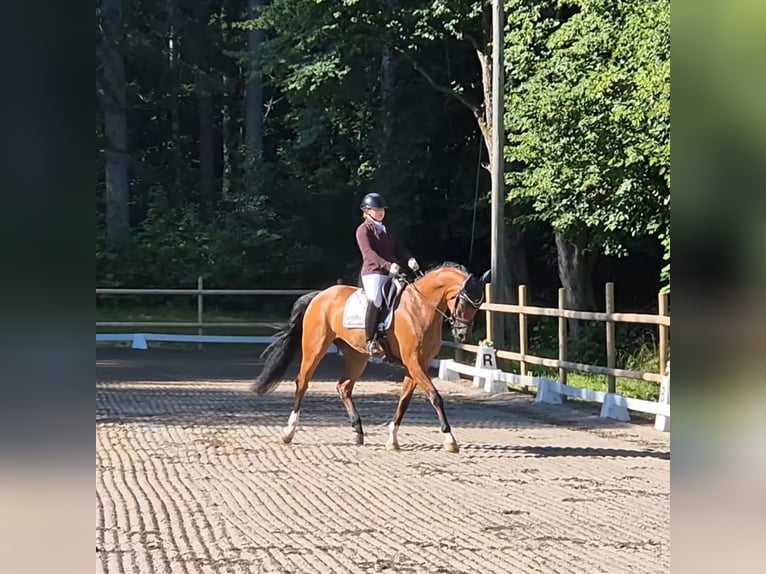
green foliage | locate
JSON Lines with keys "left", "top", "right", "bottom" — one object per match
{"left": 96, "top": 185, "right": 287, "bottom": 289}
{"left": 507, "top": 0, "right": 670, "bottom": 258}
{"left": 659, "top": 229, "right": 670, "bottom": 292}
{"left": 560, "top": 372, "right": 659, "bottom": 402}
{"left": 96, "top": 0, "right": 671, "bottom": 403}
{"left": 529, "top": 314, "right": 660, "bottom": 372}
{"left": 96, "top": 0, "right": 669, "bottom": 310}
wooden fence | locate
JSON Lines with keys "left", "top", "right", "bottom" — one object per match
{"left": 444, "top": 282, "right": 670, "bottom": 392}
{"left": 97, "top": 277, "right": 311, "bottom": 340}
{"left": 97, "top": 277, "right": 669, "bottom": 389}
{"left": 97, "top": 277, "right": 669, "bottom": 428}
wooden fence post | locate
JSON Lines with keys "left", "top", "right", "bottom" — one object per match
{"left": 558, "top": 288, "right": 568, "bottom": 385}
{"left": 605, "top": 282, "right": 616, "bottom": 393}
{"left": 658, "top": 291, "right": 669, "bottom": 376}
{"left": 197, "top": 276, "right": 204, "bottom": 350}
{"left": 518, "top": 285, "right": 528, "bottom": 377}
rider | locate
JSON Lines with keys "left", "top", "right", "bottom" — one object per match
{"left": 355, "top": 192, "right": 420, "bottom": 356}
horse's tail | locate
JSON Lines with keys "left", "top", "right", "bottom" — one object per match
{"left": 250, "top": 291, "right": 320, "bottom": 395}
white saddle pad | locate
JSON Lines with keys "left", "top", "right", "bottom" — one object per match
{"left": 342, "top": 282, "right": 401, "bottom": 330}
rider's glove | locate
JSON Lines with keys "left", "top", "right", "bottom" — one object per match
{"left": 407, "top": 258, "right": 420, "bottom": 273}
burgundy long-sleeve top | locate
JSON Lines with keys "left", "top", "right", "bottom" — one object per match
{"left": 355, "top": 218, "right": 411, "bottom": 275}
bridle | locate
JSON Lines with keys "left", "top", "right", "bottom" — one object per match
{"left": 446, "top": 278, "right": 485, "bottom": 328}
{"left": 400, "top": 273, "right": 484, "bottom": 328}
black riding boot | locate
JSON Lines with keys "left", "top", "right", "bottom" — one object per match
{"left": 364, "top": 303, "right": 382, "bottom": 356}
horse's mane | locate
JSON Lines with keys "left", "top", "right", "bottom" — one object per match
{"left": 425, "top": 261, "right": 468, "bottom": 274}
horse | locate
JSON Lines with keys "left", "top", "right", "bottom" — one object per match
{"left": 251, "top": 263, "right": 490, "bottom": 452}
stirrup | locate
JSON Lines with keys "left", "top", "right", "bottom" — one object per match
{"left": 366, "top": 340, "right": 383, "bottom": 357}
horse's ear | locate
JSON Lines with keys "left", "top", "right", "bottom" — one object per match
{"left": 479, "top": 269, "right": 491, "bottom": 283}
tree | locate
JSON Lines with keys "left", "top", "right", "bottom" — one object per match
{"left": 245, "top": 0, "right": 265, "bottom": 156}
{"left": 99, "top": 0, "right": 130, "bottom": 243}
{"left": 94, "top": 0, "right": 669, "bottom": 319}
{"left": 507, "top": 0, "right": 670, "bottom": 316}
{"left": 393, "top": 0, "right": 531, "bottom": 298}
{"left": 193, "top": 0, "right": 218, "bottom": 208}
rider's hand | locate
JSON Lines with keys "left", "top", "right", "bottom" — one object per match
{"left": 407, "top": 258, "right": 420, "bottom": 273}
{"left": 389, "top": 262, "right": 401, "bottom": 276}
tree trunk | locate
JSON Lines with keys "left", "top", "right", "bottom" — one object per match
{"left": 101, "top": 0, "right": 130, "bottom": 243}
{"left": 192, "top": 0, "right": 217, "bottom": 209}
{"left": 506, "top": 208, "right": 529, "bottom": 287}
{"left": 198, "top": 93, "right": 216, "bottom": 206}
{"left": 376, "top": 0, "right": 397, "bottom": 189}
{"left": 377, "top": 42, "right": 395, "bottom": 186}
{"left": 167, "top": 0, "right": 181, "bottom": 195}
{"left": 245, "top": 0, "right": 264, "bottom": 156}
{"left": 222, "top": 73, "right": 235, "bottom": 197}
{"left": 220, "top": 0, "right": 236, "bottom": 197}
{"left": 555, "top": 230, "right": 598, "bottom": 339}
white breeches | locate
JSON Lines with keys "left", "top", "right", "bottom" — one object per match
{"left": 361, "top": 273, "right": 388, "bottom": 308}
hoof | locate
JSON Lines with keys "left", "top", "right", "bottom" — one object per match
{"left": 444, "top": 441, "right": 460, "bottom": 453}
{"left": 354, "top": 433, "right": 364, "bottom": 446}
{"left": 386, "top": 442, "right": 400, "bottom": 451}
{"left": 281, "top": 431, "right": 294, "bottom": 444}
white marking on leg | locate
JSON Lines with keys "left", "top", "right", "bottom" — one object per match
{"left": 443, "top": 431, "right": 459, "bottom": 452}
{"left": 386, "top": 421, "right": 399, "bottom": 450}
{"left": 388, "top": 421, "right": 398, "bottom": 443}
{"left": 283, "top": 410, "right": 300, "bottom": 438}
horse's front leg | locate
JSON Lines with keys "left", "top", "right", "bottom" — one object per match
{"left": 421, "top": 377, "right": 459, "bottom": 453}
{"left": 402, "top": 358, "right": 459, "bottom": 453}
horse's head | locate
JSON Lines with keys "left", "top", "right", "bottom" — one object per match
{"left": 413, "top": 263, "right": 491, "bottom": 342}
{"left": 445, "top": 269, "right": 491, "bottom": 342}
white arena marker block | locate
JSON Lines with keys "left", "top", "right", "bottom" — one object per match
{"left": 483, "top": 370, "right": 506, "bottom": 394}
{"left": 474, "top": 345, "right": 497, "bottom": 388}
{"left": 535, "top": 379, "right": 562, "bottom": 404}
{"left": 600, "top": 393, "right": 630, "bottom": 422}
{"left": 438, "top": 360, "right": 459, "bottom": 382}
{"left": 654, "top": 362, "right": 670, "bottom": 432}
{"left": 437, "top": 360, "right": 448, "bottom": 380}
{"left": 131, "top": 333, "right": 148, "bottom": 350}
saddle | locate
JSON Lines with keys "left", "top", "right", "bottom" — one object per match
{"left": 342, "top": 277, "right": 405, "bottom": 331}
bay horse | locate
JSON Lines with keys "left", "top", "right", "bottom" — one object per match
{"left": 251, "top": 263, "right": 490, "bottom": 452}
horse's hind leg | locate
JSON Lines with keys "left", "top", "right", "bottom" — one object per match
{"left": 282, "top": 325, "right": 334, "bottom": 444}
{"left": 335, "top": 343, "right": 369, "bottom": 445}
{"left": 386, "top": 375, "right": 416, "bottom": 451}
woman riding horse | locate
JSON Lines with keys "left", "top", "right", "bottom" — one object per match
{"left": 251, "top": 254, "right": 491, "bottom": 453}
{"left": 355, "top": 192, "right": 419, "bottom": 357}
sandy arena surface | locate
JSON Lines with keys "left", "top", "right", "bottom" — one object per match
{"left": 96, "top": 348, "right": 670, "bottom": 573}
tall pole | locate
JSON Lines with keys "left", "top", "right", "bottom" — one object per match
{"left": 490, "top": 0, "right": 506, "bottom": 348}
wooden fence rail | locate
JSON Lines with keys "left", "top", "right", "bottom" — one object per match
{"left": 445, "top": 282, "right": 670, "bottom": 386}
{"left": 96, "top": 278, "right": 317, "bottom": 347}
{"left": 480, "top": 302, "right": 670, "bottom": 326}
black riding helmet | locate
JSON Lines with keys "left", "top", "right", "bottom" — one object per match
{"left": 360, "top": 192, "right": 387, "bottom": 210}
